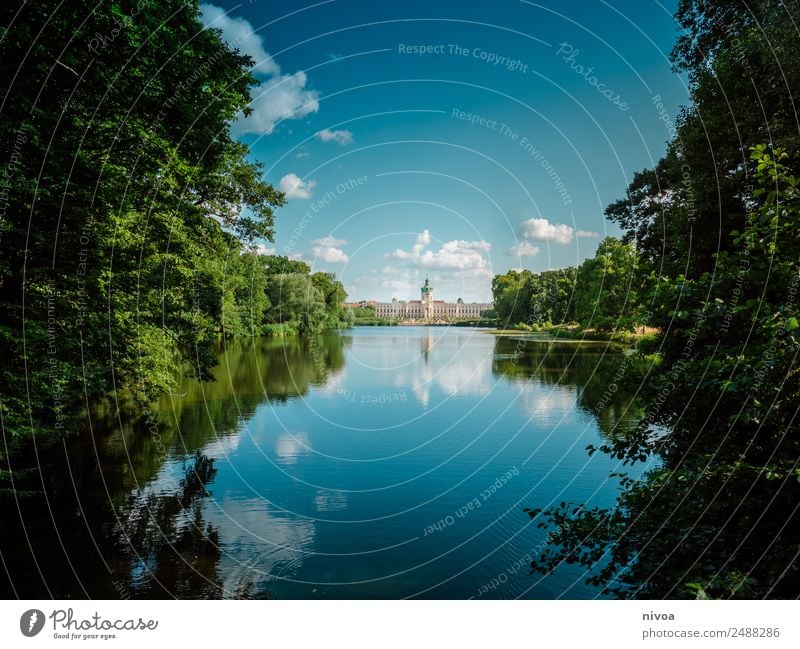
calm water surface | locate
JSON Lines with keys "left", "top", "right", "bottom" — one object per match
{"left": 3, "top": 327, "right": 648, "bottom": 599}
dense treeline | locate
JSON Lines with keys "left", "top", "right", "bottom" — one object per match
{"left": 347, "top": 305, "right": 400, "bottom": 326}
{"left": 493, "top": 237, "right": 641, "bottom": 331}
{"left": 0, "top": 1, "right": 345, "bottom": 486}
{"left": 262, "top": 257, "right": 351, "bottom": 335}
{"left": 524, "top": 0, "right": 800, "bottom": 598}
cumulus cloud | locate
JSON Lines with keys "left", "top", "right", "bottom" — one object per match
{"left": 390, "top": 230, "right": 491, "bottom": 273}
{"left": 517, "top": 218, "right": 598, "bottom": 246}
{"left": 200, "top": 4, "right": 319, "bottom": 135}
{"left": 199, "top": 4, "right": 279, "bottom": 76}
{"left": 519, "top": 218, "right": 575, "bottom": 244}
{"left": 507, "top": 241, "right": 540, "bottom": 257}
{"left": 418, "top": 241, "right": 491, "bottom": 272}
{"left": 576, "top": 229, "right": 600, "bottom": 238}
{"left": 413, "top": 229, "right": 431, "bottom": 255}
{"left": 393, "top": 230, "right": 433, "bottom": 260}
{"left": 313, "top": 247, "right": 349, "bottom": 263}
{"left": 233, "top": 72, "right": 319, "bottom": 136}
{"left": 311, "top": 236, "right": 347, "bottom": 247}
{"left": 315, "top": 128, "right": 353, "bottom": 144}
{"left": 279, "top": 173, "right": 316, "bottom": 199}
{"left": 311, "top": 236, "right": 349, "bottom": 263}
{"left": 369, "top": 232, "right": 494, "bottom": 301}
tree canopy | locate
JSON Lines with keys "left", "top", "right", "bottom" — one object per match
{"left": 0, "top": 1, "right": 346, "bottom": 487}
{"left": 523, "top": 0, "right": 800, "bottom": 598}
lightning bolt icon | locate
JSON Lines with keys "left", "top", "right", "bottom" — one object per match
{"left": 28, "top": 611, "right": 38, "bottom": 632}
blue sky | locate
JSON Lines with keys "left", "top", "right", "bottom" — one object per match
{"left": 200, "top": 0, "right": 688, "bottom": 302}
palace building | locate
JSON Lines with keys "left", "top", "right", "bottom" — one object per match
{"left": 371, "top": 277, "right": 492, "bottom": 321}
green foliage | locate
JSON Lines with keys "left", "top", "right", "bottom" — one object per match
{"left": 0, "top": 2, "right": 346, "bottom": 479}
{"left": 492, "top": 240, "right": 641, "bottom": 332}
{"left": 350, "top": 305, "right": 377, "bottom": 319}
{"left": 573, "top": 237, "right": 643, "bottom": 332}
{"left": 264, "top": 272, "right": 347, "bottom": 334}
{"left": 527, "top": 21, "right": 800, "bottom": 602}
{"left": 492, "top": 270, "right": 534, "bottom": 326}
{"left": 530, "top": 155, "right": 800, "bottom": 597}
{"left": 606, "top": 0, "right": 800, "bottom": 278}
{"left": 263, "top": 255, "right": 312, "bottom": 276}
{"left": 525, "top": 0, "right": 800, "bottom": 599}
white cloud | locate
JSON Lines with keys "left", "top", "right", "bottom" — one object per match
{"left": 418, "top": 240, "right": 491, "bottom": 271}
{"left": 413, "top": 229, "right": 431, "bottom": 255}
{"left": 311, "top": 236, "right": 347, "bottom": 248}
{"left": 315, "top": 128, "right": 353, "bottom": 145}
{"left": 279, "top": 173, "right": 316, "bottom": 199}
{"left": 200, "top": 4, "right": 319, "bottom": 135}
{"left": 352, "top": 233, "right": 494, "bottom": 301}
{"left": 252, "top": 243, "right": 275, "bottom": 256}
{"left": 199, "top": 4, "right": 279, "bottom": 76}
{"left": 507, "top": 241, "right": 540, "bottom": 257}
{"left": 516, "top": 218, "right": 600, "bottom": 246}
{"left": 390, "top": 231, "right": 491, "bottom": 273}
{"left": 312, "top": 246, "right": 349, "bottom": 263}
{"left": 519, "top": 218, "right": 575, "bottom": 244}
{"left": 392, "top": 231, "right": 433, "bottom": 260}
{"left": 310, "top": 236, "right": 349, "bottom": 263}
{"left": 233, "top": 72, "right": 319, "bottom": 136}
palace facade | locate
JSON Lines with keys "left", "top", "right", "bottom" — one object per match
{"left": 368, "top": 277, "right": 492, "bottom": 321}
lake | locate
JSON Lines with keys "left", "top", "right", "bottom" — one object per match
{"left": 2, "top": 326, "right": 648, "bottom": 599}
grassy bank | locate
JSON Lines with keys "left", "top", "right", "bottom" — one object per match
{"left": 492, "top": 322, "right": 660, "bottom": 346}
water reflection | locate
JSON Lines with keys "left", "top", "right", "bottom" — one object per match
{"left": 1, "top": 329, "right": 645, "bottom": 599}
{"left": 0, "top": 333, "right": 345, "bottom": 598}
{"left": 275, "top": 431, "right": 312, "bottom": 465}
{"left": 491, "top": 336, "right": 645, "bottom": 439}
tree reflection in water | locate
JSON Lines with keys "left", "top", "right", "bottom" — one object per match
{"left": 0, "top": 333, "right": 345, "bottom": 599}
{"left": 491, "top": 336, "right": 646, "bottom": 440}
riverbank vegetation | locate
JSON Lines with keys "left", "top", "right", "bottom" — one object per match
{"left": 0, "top": 1, "right": 346, "bottom": 489}
{"left": 347, "top": 305, "right": 400, "bottom": 326}
{"left": 515, "top": 0, "right": 800, "bottom": 598}
{"left": 492, "top": 237, "right": 643, "bottom": 333}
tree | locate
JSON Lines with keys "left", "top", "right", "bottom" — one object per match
{"left": 262, "top": 255, "right": 312, "bottom": 276}
{"left": 528, "top": 153, "right": 800, "bottom": 599}
{"left": 0, "top": 1, "right": 284, "bottom": 476}
{"left": 527, "top": 3, "right": 800, "bottom": 595}
{"left": 528, "top": 268, "right": 577, "bottom": 325}
{"left": 492, "top": 270, "right": 534, "bottom": 327}
{"left": 311, "top": 272, "right": 346, "bottom": 327}
{"left": 265, "top": 274, "right": 327, "bottom": 333}
{"left": 606, "top": 0, "right": 800, "bottom": 279}
{"left": 573, "top": 238, "right": 642, "bottom": 331}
